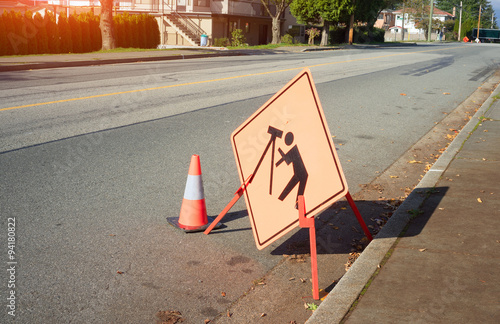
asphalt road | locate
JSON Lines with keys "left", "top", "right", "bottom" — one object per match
{"left": 1, "top": 43, "right": 499, "bottom": 323}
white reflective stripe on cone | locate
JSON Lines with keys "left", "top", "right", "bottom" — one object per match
{"left": 183, "top": 174, "right": 205, "bottom": 200}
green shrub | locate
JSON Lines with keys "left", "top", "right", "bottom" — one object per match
{"left": 69, "top": 14, "right": 82, "bottom": 53}
{"left": 34, "top": 12, "right": 49, "bottom": 54}
{"left": 113, "top": 13, "right": 159, "bottom": 49}
{"left": 0, "top": 10, "right": 160, "bottom": 55}
{"left": 231, "top": 29, "right": 246, "bottom": 47}
{"left": 5, "top": 11, "right": 28, "bottom": 55}
{"left": 24, "top": 11, "right": 38, "bottom": 54}
{"left": 44, "top": 11, "right": 59, "bottom": 54}
{"left": 214, "top": 37, "right": 229, "bottom": 47}
{"left": 280, "top": 33, "right": 294, "bottom": 45}
{"left": 306, "top": 27, "right": 320, "bottom": 45}
{"left": 58, "top": 13, "right": 72, "bottom": 53}
{"left": 0, "top": 15, "right": 8, "bottom": 55}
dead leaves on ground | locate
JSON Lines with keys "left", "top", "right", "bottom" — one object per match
{"left": 156, "top": 310, "right": 184, "bottom": 324}
{"left": 345, "top": 252, "right": 360, "bottom": 271}
{"left": 285, "top": 254, "right": 307, "bottom": 263}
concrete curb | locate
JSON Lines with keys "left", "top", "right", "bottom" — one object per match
{"left": 0, "top": 43, "right": 424, "bottom": 72}
{"left": 306, "top": 78, "right": 500, "bottom": 323}
{"left": 0, "top": 51, "right": 245, "bottom": 72}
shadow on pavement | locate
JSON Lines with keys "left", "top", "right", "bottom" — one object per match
{"left": 270, "top": 186, "right": 449, "bottom": 256}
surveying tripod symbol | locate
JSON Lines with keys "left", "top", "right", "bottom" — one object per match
{"left": 252, "top": 126, "right": 309, "bottom": 209}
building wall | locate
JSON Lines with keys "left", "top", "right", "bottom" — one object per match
{"left": 385, "top": 29, "right": 442, "bottom": 42}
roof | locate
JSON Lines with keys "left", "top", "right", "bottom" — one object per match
{"left": 393, "top": 7, "right": 454, "bottom": 17}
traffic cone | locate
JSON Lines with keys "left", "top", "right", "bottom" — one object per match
{"left": 167, "top": 155, "right": 221, "bottom": 232}
{"left": 178, "top": 154, "right": 208, "bottom": 229}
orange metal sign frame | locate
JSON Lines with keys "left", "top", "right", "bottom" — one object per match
{"left": 231, "top": 69, "right": 348, "bottom": 250}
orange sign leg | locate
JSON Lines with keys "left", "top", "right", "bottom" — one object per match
{"left": 204, "top": 174, "right": 253, "bottom": 235}
{"left": 345, "top": 192, "right": 373, "bottom": 241}
{"left": 297, "top": 195, "right": 320, "bottom": 300}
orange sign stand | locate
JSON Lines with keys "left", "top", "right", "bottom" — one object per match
{"left": 205, "top": 68, "right": 372, "bottom": 299}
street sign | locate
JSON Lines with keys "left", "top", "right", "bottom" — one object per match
{"left": 231, "top": 69, "right": 348, "bottom": 250}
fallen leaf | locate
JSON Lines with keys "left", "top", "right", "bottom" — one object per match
{"left": 477, "top": 198, "right": 483, "bottom": 203}
{"left": 156, "top": 310, "right": 184, "bottom": 324}
{"left": 221, "top": 291, "right": 226, "bottom": 297}
{"left": 419, "top": 248, "right": 427, "bottom": 252}
{"left": 443, "top": 92, "right": 451, "bottom": 95}
{"left": 390, "top": 175, "right": 399, "bottom": 178}
{"left": 408, "top": 160, "right": 423, "bottom": 164}
{"left": 329, "top": 224, "right": 339, "bottom": 230}
{"left": 400, "top": 93, "right": 407, "bottom": 96}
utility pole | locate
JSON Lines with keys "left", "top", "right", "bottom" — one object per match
{"left": 427, "top": 0, "right": 434, "bottom": 41}
{"left": 401, "top": 1, "right": 405, "bottom": 41}
{"left": 477, "top": 5, "right": 481, "bottom": 40}
{"left": 458, "top": 1, "right": 462, "bottom": 40}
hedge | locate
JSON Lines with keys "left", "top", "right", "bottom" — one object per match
{"left": 329, "top": 26, "right": 385, "bottom": 44}
{"left": 0, "top": 10, "right": 159, "bottom": 56}
{"left": 114, "top": 13, "right": 160, "bottom": 49}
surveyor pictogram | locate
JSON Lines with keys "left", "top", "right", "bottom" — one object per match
{"left": 275, "top": 132, "right": 308, "bottom": 204}
{"left": 229, "top": 68, "right": 351, "bottom": 251}
{"left": 250, "top": 126, "right": 309, "bottom": 206}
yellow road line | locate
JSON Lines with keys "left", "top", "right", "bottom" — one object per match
{"left": 0, "top": 46, "right": 464, "bottom": 113}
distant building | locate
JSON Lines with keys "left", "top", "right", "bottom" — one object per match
{"left": 391, "top": 6, "right": 454, "bottom": 40}
{"left": 38, "top": 0, "right": 280, "bottom": 46}
{"left": 1, "top": 1, "right": 305, "bottom": 47}
{"left": 374, "top": 9, "right": 396, "bottom": 30}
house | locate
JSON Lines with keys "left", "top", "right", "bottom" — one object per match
{"left": 391, "top": 6, "right": 454, "bottom": 40}
{"left": 374, "top": 9, "right": 396, "bottom": 30}
{"left": 2, "top": 1, "right": 301, "bottom": 47}
{"left": 30, "top": 0, "right": 284, "bottom": 46}
{"left": 151, "top": 0, "right": 276, "bottom": 46}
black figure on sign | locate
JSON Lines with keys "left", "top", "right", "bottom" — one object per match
{"left": 276, "top": 132, "right": 308, "bottom": 205}
{"left": 250, "top": 126, "right": 283, "bottom": 195}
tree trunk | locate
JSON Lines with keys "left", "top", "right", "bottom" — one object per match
{"left": 348, "top": 13, "right": 354, "bottom": 45}
{"left": 271, "top": 16, "right": 280, "bottom": 44}
{"left": 320, "top": 21, "right": 329, "bottom": 46}
{"left": 100, "top": 0, "right": 115, "bottom": 50}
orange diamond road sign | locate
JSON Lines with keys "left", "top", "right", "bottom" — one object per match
{"left": 231, "top": 68, "right": 348, "bottom": 250}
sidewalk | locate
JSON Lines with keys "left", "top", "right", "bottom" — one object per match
{"left": 0, "top": 48, "right": 239, "bottom": 72}
{"left": 0, "top": 46, "right": 337, "bottom": 72}
{"left": 308, "top": 80, "right": 500, "bottom": 323}
{"left": 0, "top": 43, "right": 417, "bottom": 72}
